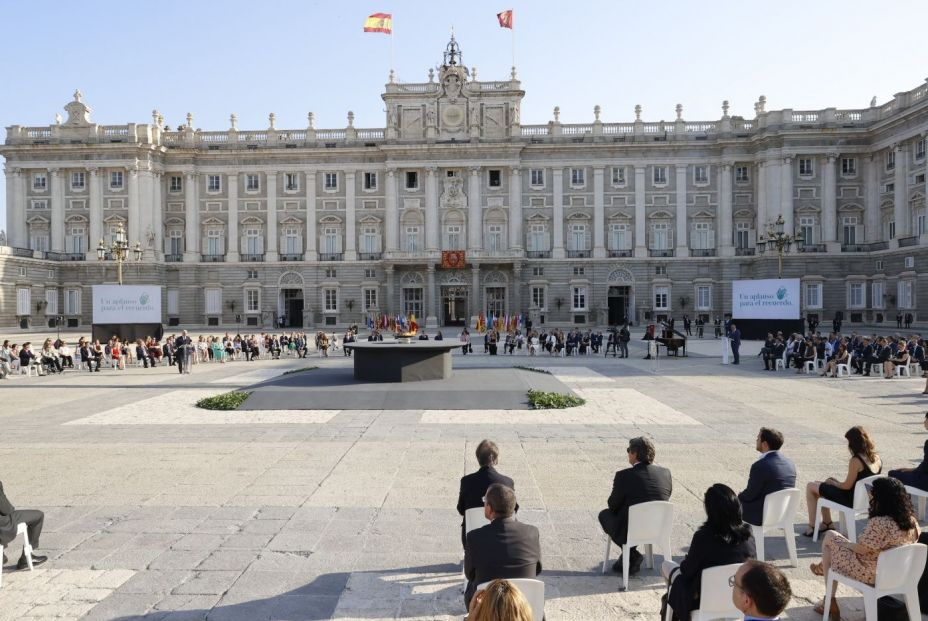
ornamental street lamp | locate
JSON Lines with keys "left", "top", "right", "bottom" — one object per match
{"left": 756, "top": 214, "right": 804, "bottom": 278}
{"left": 97, "top": 222, "right": 142, "bottom": 285}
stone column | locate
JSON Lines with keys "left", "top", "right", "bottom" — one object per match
{"left": 593, "top": 166, "right": 605, "bottom": 257}
{"left": 266, "top": 172, "right": 278, "bottom": 260}
{"left": 137, "top": 166, "right": 154, "bottom": 259}
{"left": 512, "top": 263, "right": 522, "bottom": 313}
{"left": 780, "top": 157, "right": 794, "bottom": 234}
{"left": 634, "top": 166, "right": 646, "bottom": 257}
{"left": 88, "top": 168, "right": 102, "bottom": 259}
{"left": 227, "top": 174, "right": 239, "bottom": 262}
{"left": 425, "top": 167, "right": 439, "bottom": 252}
{"left": 719, "top": 163, "right": 734, "bottom": 256}
{"left": 152, "top": 172, "right": 163, "bottom": 260}
{"left": 822, "top": 154, "right": 838, "bottom": 249}
{"left": 675, "top": 164, "right": 688, "bottom": 257}
{"left": 468, "top": 166, "right": 482, "bottom": 252}
{"left": 385, "top": 168, "right": 398, "bottom": 253}
{"left": 471, "top": 265, "right": 481, "bottom": 319}
{"left": 306, "top": 171, "right": 317, "bottom": 259}
{"left": 184, "top": 172, "right": 199, "bottom": 260}
{"left": 345, "top": 170, "right": 357, "bottom": 260}
{"left": 864, "top": 155, "right": 880, "bottom": 242}
{"left": 894, "top": 144, "right": 909, "bottom": 238}
{"left": 756, "top": 161, "right": 767, "bottom": 232}
{"left": 509, "top": 167, "right": 522, "bottom": 250}
{"left": 426, "top": 264, "right": 437, "bottom": 327}
{"left": 552, "top": 167, "right": 565, "bottom": 258}
{"left": 50, "top": 169, "right": 65, "bottom": 252}
{"left": 128, "top": 166, "right": 141, "bottom": 251}
{"left": 385, "top": 266, "right": 395, "bottom": 312}
{"left": 5, "top": 167, "right": 20, "bottom": 247}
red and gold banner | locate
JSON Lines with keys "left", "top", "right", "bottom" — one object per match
{"left": 363, "top": 13, "right": 393, "bottom": 34}
{"left": 497, "top": 10, "right": 513, "bottom": 29}
{"left": 441, "top": 250, "right": 466, "bottom": 269}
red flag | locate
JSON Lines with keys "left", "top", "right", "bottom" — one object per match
{"left": 363, "top": 13, "right": 393, "bottom": 34}
{"left": 497, "top": 10, "right": 513, "bottom": 29}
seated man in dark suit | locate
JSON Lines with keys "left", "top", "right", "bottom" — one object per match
{"left": 598, "top": 436, "right": 673, "bottom": 575}
{"left": 0, "top": 481, "right": 47, "bottom": 569}
{"left": 738, "top": 427, "right": 798, "bottom": 526}
{"left": 457, "top": 439, "right": 515, "bottom": 547}
{"left": 889, "top": 412, "right": 928, "bottom": 491}
{"left": 463, "top": 484, "right": 541, "bottom": 610}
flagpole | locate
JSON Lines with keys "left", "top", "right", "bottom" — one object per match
{"left": 390, "top": 24, "right": 395, "bottom": 77}
{"left": 511, "top": 22, "right": 516, "bottom": 73}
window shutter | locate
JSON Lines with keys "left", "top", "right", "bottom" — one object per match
{"left": 218, "top": 234, "right": 225, "bottom": 255}
{"left": 707, "top": 230, "right": 715, "bottom": 248}
{"left": 201, "top": 235, "right": 208, "bottom": 254}
{"left": 256, "top": 234, "right": 264, "bottom": 254}
{"left": 17, "top": 288, "right": 31, "bottom": 315}
{"left": 45, "top": 289, "right": 58, "bottom": 315}
{"left": 240, "top": 235, "right": 247, "bottom": 254}
{"left": 279, "top": 233, "right": 286, "bottom": 253}
{"left": 167, "top": 289, "right": 179, "bottom": 315}
{"left": 667, "top": 228, "right": 674, "bottom": 248}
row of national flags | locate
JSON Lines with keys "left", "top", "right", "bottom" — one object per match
{"left": 475, "top": 312, "right": 524, "bottom": 334}
{"left": 363, "top": 10, "right": 513, "bottom": 34}
{"left": 366, "top": 312, "right": 419, "bottom": 334}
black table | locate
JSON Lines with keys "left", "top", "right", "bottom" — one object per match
{"left": 350, "top": 340, "right": 461, "bottom": 382}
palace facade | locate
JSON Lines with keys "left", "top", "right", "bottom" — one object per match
{"left": 2, "top": 38, "right": 927, "bottom": 332}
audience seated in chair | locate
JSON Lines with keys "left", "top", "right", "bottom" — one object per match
{"left": 466, "top": 579, "right": 534, "bottom": 621}
{"left": 730, "top": 560, "right": 792, "bottom": 621}
{"left": 738, "top": 428, "right": 797, "bottom": 527}
{"left": 804, "top": 426, "right": 881, "bottom": 537}
{"left": 598, "top": 436, "right": 673, "bottom": 576}
{"left": 809, "top": 476, "right": 919, "bottom": 620}
{"left": 821, "top": 343, "right": 849, "bottom": 378}
{"left": 660, "top": 484, "right": 755, "bottom": 621}
{"left": 457, "top": 440, "right": 516, "bottom": 548}
{"left": 888, "top": 412, "right": 928, "bottom": 492}
{"left": 0, "top": 480, "right": 47, "bottom": 570}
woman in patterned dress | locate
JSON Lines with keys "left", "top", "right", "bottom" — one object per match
{"left": 811, "top": 476, "right": 919, "bottom": 619}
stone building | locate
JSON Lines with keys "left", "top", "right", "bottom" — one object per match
{"left": 2, "top": 37, "right": 927, "bottom": 332}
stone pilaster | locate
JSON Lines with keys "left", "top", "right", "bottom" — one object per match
{"left": 675, "top": 164, "right": 688, "bottom": 257}
{"left": 266, "top": 172, "right": 278, "bottom": 261}
{"left": 468, "top": 166, "right": 482, "bottom": 252}
{"left": 184, "top": 172, "right": 199, "bottom": 260}
{"left": 425, "top": 167, "right": 439, "bottom": 252}
{"left": 552, "top": 167, "right": 565, "bottom": 259}
{"left": 345, "top": 170, "right": 357, "bottom": 260}
{"left": 227, "top": 174, "right": 239, "bottom": 262}
{"left": 634, "top": 166, "right": 646, "bottom": 257}
{"left": 305, "top": 171, "right": 317, "bottom": 259}
{"left": 593, "top": 166, "right": 605, "bottom": 258}
{"left": 509, "top": 167, "right": 522, "bottom": 251}
{"left": 50, "top": 168, "right": 65, "bottom": 252}
{"left": 88, "top": 168, "right": 102, "bottom": 259}
{"left": 822, "top": 154, "right": 838, "bottom": 250}
{"left": 385, "top": 168, "right": 398, "bottom": 254}
{"left": 780, "top": 157, "right": 794, "bottom": 234}
{"left": 719, "top": 163, "right": 734, "bottom": 256}
{"left": 894, "top": 144, "right": 909, "bottom": 238}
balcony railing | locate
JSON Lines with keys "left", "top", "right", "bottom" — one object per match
{"left": 525, "top": 250, "right": 551, "bottom": 259}
{"left": 43, "top": 251, "right": 67, "bottom": 261}
{"left": 797, "top": 244, "right": 827, "bottom": 253}
{"left": 608, "top": 250, "right": 633, "bottom": 258}
{"left": 319, "top": 252, "right": 344, "bottom": 261}
{"left": 566, "top": 250, "right": 590, "bottom": 258}
{"left": 648, "top": 249, "right": 675, "bottom": 257}
{"left": 691, "top": 249, "right": 717, "bottom": 257}
{"left": 358, "top": 252, "right": 382, "bottom": 260}
{"left": 279, "top": 253, "right": 304, "bottom": 262}
{"left": 735, "top": 247, "right": 756, "bottom": 256}
{"left": 201, "top": 254, "right": 225, "bottom": 262}
{"left": 43, "top": 251, "right": 86, "bottom": 261}
{"left": 898, "top": 235, "right": 919, "bottom": 247}
{"left": 869, "top": 241, "right": 889, "bottom": 251}
{"left": 241, "top": 253, "right": 265, "bottom": 262}
{"left": 164, "top": 254, "right": 183, "bottom": 262}
{"left": 11, "top": 247, "right": 35, "bottom": 258}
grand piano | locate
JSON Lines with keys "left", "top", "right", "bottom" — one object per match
{"left": 655, "top": 322, "right": 687, "bottom": 357}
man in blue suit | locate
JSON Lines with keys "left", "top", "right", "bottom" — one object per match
{"left": 728, "top": 322, "right": 742, "bottom": 365}
{"left": 738, "top": 428, "right": 797, "bottom": 526}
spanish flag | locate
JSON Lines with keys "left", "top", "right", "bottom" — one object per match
{"left": 497, "top": 10, "right": 513, "bottom": 29}
{"left": 363, "top": 13, "right": 393, "bottom": 34}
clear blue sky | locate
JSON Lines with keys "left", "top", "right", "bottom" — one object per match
{"left": 2, "top": 0, "right": 926, "bottom": 228}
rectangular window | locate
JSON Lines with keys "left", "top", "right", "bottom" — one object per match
{"left": 323, "top": 228, "right": 340, "bottom": 254}
{"left": 285, "top": 173, "right": 299, "bottom": 191}
{"left": 532, "top": 267, "right": 544, "bottom": 276}
{"left": 841, "top": 157, "right": 857, "bottom": 176}
{"left": 405, "top": 171, "right": 419, "bottom": 190}
{"left": 246, "top": 289, "right": 260, "bottom": 312}
{"left": 898, "top": 280, "right": 915, "bottom": 309}
{"left": 30, "top": 233, "right": 49, "bottom": 252}
{"left": 283, "top": 227, "right": 300, "bottom": 254}
{"left": 71, "top": 171, "right": 85, "bottom": 189}
{"left": 528, "top": 224, "right": 547, "bottom": 251}
{"left": 405, "top": 226, "right": 419, "bottom": 252}
{"left": 110, "top": 171, "right": 123, "bottom": 189}
{"left": 531, "top": 286, "right": 546, "bottom": 310}
{"left": 918, "top": 214, "right": 926, "bottom": 236}
{"left": 696, "top": 285, "right": 711, "bottom": 310}
{"left": 611, "top": 166, "right": 626, "bottom": 186}
{"left": 324, "top": 172, "right": 338, "bottom": 190}
{"left": 735, "top": 222, "right": 751, "bottom": 249}
{"left": 798, "top": 158, "right": 813, "bottom": 176}
{"left": 206, "top": 229, "right": 222, "bottom": 255}
{"left": 361, "top": 227, "right": 378, "bottom": 253}
{"left": 17, "top": 287, "right": 31, "bottom": 315}
{"left": 570, "top": 168, "right": 585, "bottom": 187}
{"left": 569, "top": 224, "right": 587, "bottom": 251}
{"left": 654, "top": 286, "right": 669, "bottom": 310}
{"left": 364, "top": 268, "right": 376, "bottom": 279}
{"left": 572, "top": 286, "right": 587, "bottom": 311}
{"left": 573, "top": 267, "right": 585, "bottom": 276}
{"left": 324, "top": 288, "right": 338, "bottom": 312}
{"left": 33, "top": 173, "right": 47, "bottom": 190}
{"left": 653, "top": 166, "right": 667, "bottom": 185}
{"left": 530, "top": 169, "right": 544, "bottom": 187}
{"left": 917, "top": 139, "right": 926, "bottom": 161}
{"left": 871, "top": 281, "right": 884, "bottom": 309}
{"left": 69, "top": 226, "right": 85, "bottom": 253}
{"left": 168, "top": 230, "right": 183, "bottom": 255}
{"left": 610, "top": 223, "right": 629, "bottom": 250}
{"left": 207, "top": 175, "right": 221, "bottom": 192}
{"left": 363, "top": 288, "right": 378, "bottom": 311}
{"left": 735, "top": 166, "right": 749, "bottom": 183}
{"left": 487, "top": 225, "right": 502, "bottom": 251}
{"left": 325, "top": 268, "right": 337, "bottom": 278}
{"left": 363, "top": 172, "right": 377, "bottom": 190}
{"left": 170, "top": 176, "right": 182, "bottom": 192}
{"left": 30, "top": 199, "right": 48, "bottom": 210}
{"left": 842, "top": 216, "right": 858, "bottom": 246}
{"left": 65, "top": 288, "right": 81, "bottom": 315}
{"left": 694, "top": 165, "right": 708, "bottom": 184}
{"left": 488, "top": 170, "right": 502, "bottom": 187}
{"left": 244, "top": 228, "right": 261, "bottom": 254}
{"left": 804, "top": 282, "right": 822, "bottom": 309}
{"left": 692, "top": 222, "right": 712, "bottom": 249}
{"left": 888, "top": 220, "right": 896, "bottom": 239}
{"left": 651, "top": 222, "right": 670, "bottom": 250}
{"left": 204, "top": 288, "right": 222, "bottom": 315}
{"left": 402, "top": 287, "right": 422, "bottom": 317}
{"left": 848, "top": 283, "right": 864, "bottom": 308}
{"left": 45, "top": 288, "right": 58, "bottom": 315}
{"left": 799, "top": 216, "right": 816, "bottom": 245}
{"left": 167, "top": 288, "right": 179, "bottom": 315}
{"left": 246, "top": 174, "right": 260, "bottom": 191}
{"left": 887, "top": 150, "right": 895, "bottom": 171}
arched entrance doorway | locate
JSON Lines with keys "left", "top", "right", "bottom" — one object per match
{"left": 440, "top": 272, "right": 468, "bottom": 327}
{"left": 607, "top": 267, "right": 635, "bottom": 326}
{"left": 278, "top": 271, "right": 305, "bottom": 328}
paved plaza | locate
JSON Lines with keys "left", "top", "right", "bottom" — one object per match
{"left": 0, "top": 333, "right": 926, "bottom": 620}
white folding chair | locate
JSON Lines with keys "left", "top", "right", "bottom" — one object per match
{"left": 603, "top": 500, "right": 674, "bottom": 591}
{"left": 0, "top": 523, "right": 35, "bottom": 589}
{"left": 775, "top": 356, "right": 786, "bottom": 371}
{"left": 904, "top": 485, "right": 928, "bottom": 521}
{"left": 750, "top": 488, "right": 800, "bottom": 566}
{"left": 835, "top": 363, "right": 851, "bottom": 377}
{"left": 462, "top": 507, "right": 491, "bottom": 587}
{"left": 664, "top": 562, "right": 743, "bottom": 621}
{"left": 476, "top": 578, "right": 545, "bottom": 621}
{"left": 814, "top": 475, "right": 887, "bottom": 542}
{"left": 816, "top": 358, "right": 826, "bottom": 370}
{"left": 896, "top": 364, "right": 912, "bottom": 377}
{"left": 823, "top": 543, "right": 926, "bottom": 621}
{"left": 804, "top": 358, "right": 818, "bottom": 374}
{"left": 910, "top": 362, "right": 923, "bottom": 377}
{"left": 870, "top": 362, "right": 884, "bottom": 376}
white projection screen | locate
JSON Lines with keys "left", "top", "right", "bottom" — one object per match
{"left": 731, "top": 279, "right": 800, "bottom": 320}
{"left": 92, "top": 285, "right": 162, "bottom": 324}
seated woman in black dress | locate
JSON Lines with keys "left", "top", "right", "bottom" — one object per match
{"left": 804, "top": 425, "right": 882, "bottom": 536}
{"left": 660, "top": 484, "right": 755, "bottom": 621}
{"left": 888, "top": 412, "right": 928, "bottom": 491}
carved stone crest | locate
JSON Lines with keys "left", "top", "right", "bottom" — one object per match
{"left": 440, "top": 177, "right": 467, "bottom": 210}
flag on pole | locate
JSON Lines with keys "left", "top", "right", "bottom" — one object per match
{"left": 363, "top": 13, "right": 393, "bottom": 34}
{"left": 497, "top": 10, "right": 513, "bottom": 29}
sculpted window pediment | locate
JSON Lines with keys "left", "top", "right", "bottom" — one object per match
{"left": 608, "top": 211, "right": 633, "bottom": 221}
{"left": 692, "top": 209, "right": 715, "bottom": 219}
{"left": 401, "top": 271, "right": 424, "bottom": 285}
{"left": 279, "top": 216, "right": 303, "bottom": 225}
{"left": 319, "top": 215, "right": 344, "bottom": 225}
{"left": 566, "top": 212, "right": 591, "bottom": 221}
{"left": 240, "top": 216, "right": 264, "bottom": 225}
{"left": 26, "top": 215, "right": 50, "bottom": 225}
{"left": 103, "top": 214, "right": 127, "bottom": 224}
{"left": 278, "top": 271, "right": 304, "bottom": 287}
{"left": 201, "top": 217, "right": 225, "bottom": 226}
{"left": 796, "top": 204, "right": 820, "bottom": 214}
{"left": 485, "top": 208, "right": 507, "bottom": 223}
{"left": 483, "top": 270, "right": 508, "bottom": 284}
{"left": 650, "top": 210, "right": 673, "bottom": 220}
{"left": 733, "top": 209, "right": 754, "bottom": 219}
{"left": 838, "top": 203, "right": 864, "bottom": 213}
{"left": 165, "top": 217, "right": 185, "bottom": 226}
{"left": 440, "top": 272, "right": 467, "bottom": 286}
{"left": 526, "top": 213, "right": 550, "bottom": 222}
{"left": 64, "top": 214, "right": 88, "bottom": 224}
{"left": 880, "top": 200, "right": 894, "bottom": 210}
{"left": 607, "top": 268, "right": 635, "bottom": 284}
